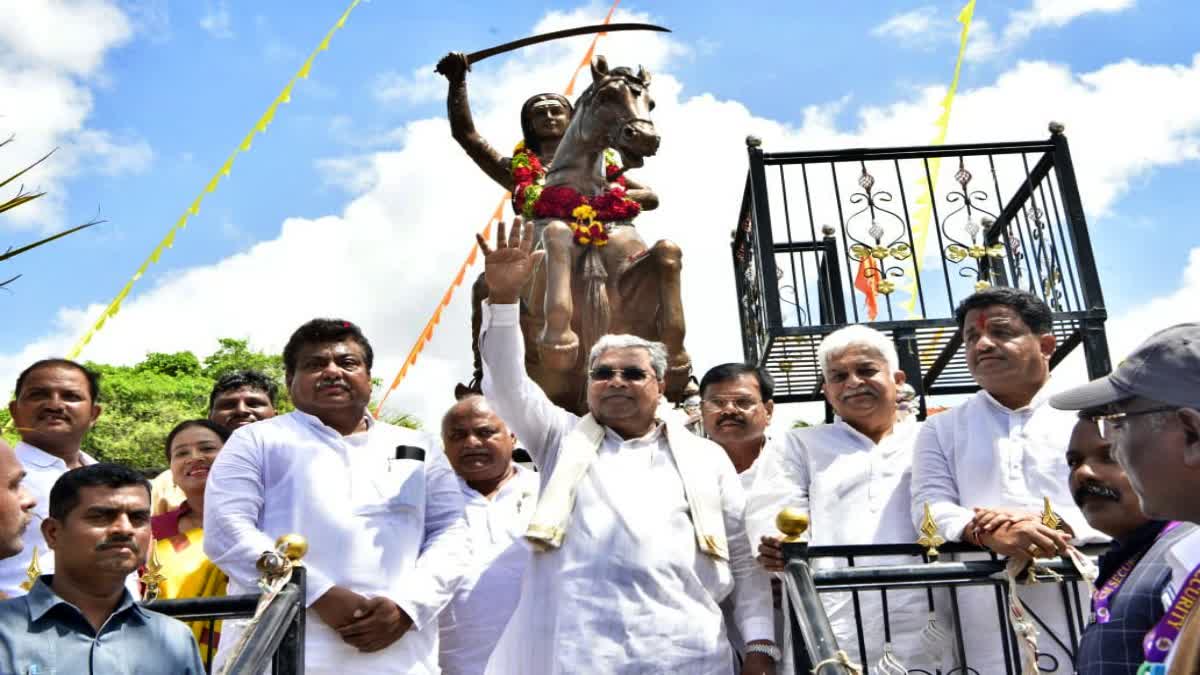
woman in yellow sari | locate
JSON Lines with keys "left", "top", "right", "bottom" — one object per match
{"left": 150, "top": 419, "right": 231, "bottom": 671}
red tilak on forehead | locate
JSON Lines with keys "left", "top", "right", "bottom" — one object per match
{"left": 974, "top": 312, "right": 988, "bottom": 332}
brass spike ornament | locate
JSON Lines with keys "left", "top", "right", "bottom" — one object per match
{"left": 140, "top": 541, "right": 166, "bottom": 601}
{"left": 18, "top": 545, "right": 41, "bottom": 591}
{"left": 1041, "top": 496, "right": 1062, "bottom": 531}
{"left": 916, "top": 503, "right": 945, "bottom": 560}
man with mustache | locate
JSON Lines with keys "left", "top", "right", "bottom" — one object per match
{"left": 0, "top": 440, "right": 36, "bottom": 565}
{"left": 0, "top": 359, "right": 104, "bottom": 598}
{"left": 0, "top": 463, "right": 205, "bottom": 673}
{"left": 204, "top": 318, "right": 471, "bottom": 674}
{"left": 152, "top": 369, "right": 281, "bottom": 516}
{"left": 911, "top": 287, "right": 1106, "bottom": 673}
{"left": 700, "top": 363, "right": 776, "bottom": 488}
{"left": 438, "top": 395, "right": 540, "bottom": 675}
{"left": 1062, "top": 417, "right": 1196, "bottom": 674}
{"left": 476, "top": 220, "right": 777, "bottom": 675}
{"left": 750, "top": 325, "right": 948, "bottom": 671}
{"left": 1049, "top": 322, "right": 1200, "bottom": 673}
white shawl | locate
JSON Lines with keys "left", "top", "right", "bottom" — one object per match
{"left": 524, "top": 413, "right": 729, "bottom": 560}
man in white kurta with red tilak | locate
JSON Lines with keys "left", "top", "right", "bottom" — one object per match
{"left": 911, "top": 288, "right": 1107, "bottom": 674}
{"left": 205, "top": 319, "right": 471, "bottom": 675}
{"left": 475, "top": 220, "right": 778, "bottom": 675}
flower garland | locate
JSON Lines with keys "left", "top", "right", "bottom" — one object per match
{"left": 511, "top": 141, "right": 640, "bottom": 247}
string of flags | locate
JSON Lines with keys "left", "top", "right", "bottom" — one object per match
{"left": 63, "top": 0, "right": 364, "bottom": 359}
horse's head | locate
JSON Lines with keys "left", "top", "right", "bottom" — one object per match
{"left": 577, "top": 55, "right": 659, "bottom": 169}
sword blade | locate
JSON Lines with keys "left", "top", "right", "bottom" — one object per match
{"left": 465, "top": 23, "right": 670, "bottom": 65}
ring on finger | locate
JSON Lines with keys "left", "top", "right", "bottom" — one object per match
{"left": 1026, "top": 543, "right": 1040, "bottom": 556}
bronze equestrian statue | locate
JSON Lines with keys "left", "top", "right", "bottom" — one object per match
{"left": 438, "top": 51, "right": 690, "bottom": 413}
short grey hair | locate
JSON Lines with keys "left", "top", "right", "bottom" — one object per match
{"left": 817, "top": 325, "right": 899, "bottom": 379}
{"left": 588, "top": 334, "right": 668, "bottom": 380}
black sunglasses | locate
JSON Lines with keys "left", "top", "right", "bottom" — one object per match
{"left": 589, "top": 366, "right": 650, "bottom": 382}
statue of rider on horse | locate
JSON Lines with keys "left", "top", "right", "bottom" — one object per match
{"left": 438, "top": 48, "right": 691, "bottom": 413}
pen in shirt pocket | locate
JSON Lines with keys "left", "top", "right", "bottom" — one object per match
{"left": 387, "top": 444, "right": 426, "bottom": 471}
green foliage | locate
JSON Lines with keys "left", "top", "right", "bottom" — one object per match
{"left": 378, "top": 411, "right": 423, "bottom": 430}
{"left": 791, "top": 418, "right": 813, "bottom": 429}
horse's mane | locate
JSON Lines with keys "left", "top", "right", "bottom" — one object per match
{"left": 571, "top": 67, "right": 648, "bottom": 113}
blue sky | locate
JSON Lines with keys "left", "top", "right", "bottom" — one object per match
{"left": 2, "top": 0, "right": 1198, "bottom": 423}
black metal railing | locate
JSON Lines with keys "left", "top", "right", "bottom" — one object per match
{"left": 731, "top": 124, "right": 1111, "bottom": 407}
{"left": 142, "top": 567, "right": 306, "bottom": 674}
{"left": 781, "top": 541, "right": 1103, "bottom": 675}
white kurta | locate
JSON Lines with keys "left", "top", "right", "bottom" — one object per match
{"left": 439, "top": 465, "right": 540, "bottom": 675}
{"left": 479, "top": 302, "right": 773, "bottom": 675}
{"left": 910, "top": 385, "right": 1107, "bottom": 673}
{"left": 204, "top": 410, "right": 471, "bottom": 675}
{"left": 748, "top": 418, "right": 951, "bottom": 671}
{"left": 0, "top": 443, "right": 96, "bottom": 598}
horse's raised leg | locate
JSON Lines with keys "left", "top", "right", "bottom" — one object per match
{"left": 649, "top": 239, "right": 691, "bottom": 401}
{"left": 539, "top": 219, "right": 580, "bottom": 371}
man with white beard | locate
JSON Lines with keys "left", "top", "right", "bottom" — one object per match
{"left": 751, "top": 325, "right": 950, "bottom": 672}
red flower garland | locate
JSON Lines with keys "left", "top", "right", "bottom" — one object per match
{"left": 510, "top": 143, "right": 640, "bottom": 247}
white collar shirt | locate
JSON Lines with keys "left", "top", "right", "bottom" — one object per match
{"left": 438, "top": 464, "right": 540, "bottom": 675}
{"left": 0, "top": 443, "right": 96, "bottom": 598}
{"left": 203, "top": 409, "right": 471, "bottom": 675}
{"left": 479, "top": 301, "right": 773, "bottom": 675}
{"left": 911, "top": 385, "right": 1106, "bottom": 544}
{"left": 746, "top": 418, "right": 947, "bottom": 669}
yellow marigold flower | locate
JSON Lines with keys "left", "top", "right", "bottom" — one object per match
{"left": 572, "top": 204, "right": 597, "bottom": 221}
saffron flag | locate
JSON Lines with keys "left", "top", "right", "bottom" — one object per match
{"left": 855, "top": 256, "right": 880, "bottom": 321}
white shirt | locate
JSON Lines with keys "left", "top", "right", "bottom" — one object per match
{"left": 439, "top": 465, "right": 540, "bottom": 675}
{"left": 748, "top": 418, "right": 946, "bottom": 669}
{"left": 911, "top": 386, "right": 1105, "bottom": 544}
{"left": 204, "top": 410, "right": 471, "bottom": 675}
{"left": 910, "top": 384, "right": 1106, "bottom": 673}
{"left": 479, "top": 302, "right": 773, "bottom": 675}
{"left": 0, "top": 442, "right": 96, "bottom": 598}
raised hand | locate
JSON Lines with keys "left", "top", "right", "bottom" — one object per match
{"left": 435, "top": 52, "right": 470, "bottom": 82}
{"left": 476, "top": 217, "right": 544, "bottom": 305}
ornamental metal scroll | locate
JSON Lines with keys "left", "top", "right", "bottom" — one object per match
{"left": 938, "top": 158, "right": 1003, "bottom": 292}
{"left": 845, "top": 164, "right": 912, "bottom": 298}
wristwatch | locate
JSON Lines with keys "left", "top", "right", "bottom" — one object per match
{"left": 745, "top": 643, "right": 782, "bottom": 661}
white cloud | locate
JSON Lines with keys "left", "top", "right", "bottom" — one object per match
{"left": 0, "top": 0, "right": 148, "bottom": 231}
{"left": 872, "top": 6, "right": 939, "bottom": 44}
{"left": 4, "top": 6, "right": 1200, "bottom": 429}
{"left": 374, "top": 66, "right": 443, "bottom": 106}
{"left": 1005, "top": 0, "right": 1135, "bottom": 43}
{"left": 200, "top": 1, "right": 233, "bottom": 39}
{"left": 876, "top": 0, "right": 1136, "bottom": 62}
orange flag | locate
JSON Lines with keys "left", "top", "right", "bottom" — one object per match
{"left": 855, "top": 256, "right": 880, "bottom": 321}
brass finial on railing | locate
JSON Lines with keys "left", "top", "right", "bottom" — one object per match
{"left": 916, "top": 502, "right": 945, "bottom": 560}
{"left": 18, "top": 545, "right": 41, "bottom": 591}
{"left": 776, "top": 507, "right": 810, "bottom": 544}
{"left": 1041, "top": 496, "right": 1062, "bottom": 531}
{"left": 141, "top": 541, "right": 166, "bottom": 601}
{"left": 256, "top": 534, "right": 308, "bottom": 593}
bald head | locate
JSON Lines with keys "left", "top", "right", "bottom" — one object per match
{"left": 441, "top": 396, "right": 517, "bottom": 492}
{"left": 0, "top": 437, "right": 36, "bottom": 560}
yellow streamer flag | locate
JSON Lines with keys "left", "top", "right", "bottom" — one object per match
{"left": 372, "top": 0, "right": 623, "bottom": 417}
{"left": 63, "top": 0, "right": 365, "bottom": 360}
{"left": 901, "top": 0, "right": 975, "bottom": 318}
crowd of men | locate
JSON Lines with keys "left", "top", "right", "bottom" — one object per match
{"left": 0, "top": 219, "right": 1195, "bottom": 674}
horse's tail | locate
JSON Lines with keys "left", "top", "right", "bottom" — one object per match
{"left": 578, "top": 246, "right": 611, "bottom": 361}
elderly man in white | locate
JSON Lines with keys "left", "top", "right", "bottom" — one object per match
{"left": 437, "top": 395, "right": 540, "bottom": 675}
{"left": 751, "top": 324, "right": 950, "bottom": 672}
{"left": 475, "top": 219, "right": 778, "bottom": 675}
{"left": 911, "top": 287, "right": 1106, "bottom": 674}
{"left": 205, "top": 318, "right": 471, "bottom": 675}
